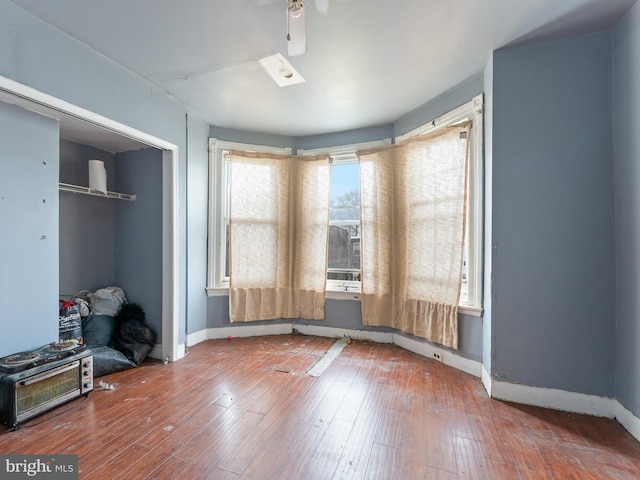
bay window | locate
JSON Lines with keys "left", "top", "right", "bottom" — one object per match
{"left": 206, "top": 94, "right": 483, "bottom": 316}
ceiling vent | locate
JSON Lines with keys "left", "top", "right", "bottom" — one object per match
{"left": 259, "top": 53, "right": 305, "bottom": 87}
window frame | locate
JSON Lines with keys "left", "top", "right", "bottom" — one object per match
{"left": 395, "top": 94, "right": 484, "bottom": 315}
{"left": 206, "top": 138, "right": 291, "bottom": 295}
{"left": 299, "top": 139, "right": 392, "bottom": 295}
{"left": 326, "top": 157, "right": 361, "bottom": 293}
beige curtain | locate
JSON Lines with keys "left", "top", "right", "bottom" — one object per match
{"left": 357, "top": 123, "right": 470, "bottom": 349}
{"left": 228, "top": 150, "right": 330, "bottom": 322}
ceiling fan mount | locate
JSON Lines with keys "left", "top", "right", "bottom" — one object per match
{"left": 284, "top": 0, "right": 331, "bottom": 56}
{"left": 286, "top": 0, "right": 307, "bottom": 56}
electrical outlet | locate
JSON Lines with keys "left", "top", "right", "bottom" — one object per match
{"left": 432, "top": 352, "right": 443, "bottom": 362}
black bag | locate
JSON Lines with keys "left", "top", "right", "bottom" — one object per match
{"left": 108, "top": 303, "right": 156, "bottom": 366}
{"left": 59, "top": 299, "right": 83, "bottom": 344}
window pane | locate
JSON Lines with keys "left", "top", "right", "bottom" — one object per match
{"left": 328, "top": 225, "right": 360, "bottom": 268}
{"left": 330, "top": 207, "right": 360, "bottom": 221}
{"left": 330, "top": 163, "right": 359, "bottom": 207}
{"left": 224, "top": 221, "right": 230, "bottom": 279}
{"left": 328, "top": 162, "right": 360, "bottom": 283}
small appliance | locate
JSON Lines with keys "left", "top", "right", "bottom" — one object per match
{"left": 0, "top": 342, "right": 93, "bottom": 430}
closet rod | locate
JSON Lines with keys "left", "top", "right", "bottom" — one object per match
{"left": 59, "top": 182, "right": 136, "bottom": 201}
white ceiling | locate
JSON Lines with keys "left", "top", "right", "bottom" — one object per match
{"left": 0, "top": 89, "right": 151, "bottom": 153}
{"left": 12, "top": 0, "right": 638, "bottom": 139}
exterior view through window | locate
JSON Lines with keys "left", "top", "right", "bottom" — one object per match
{"left": 328, "top": 162, "right": 360, "bottom": 290}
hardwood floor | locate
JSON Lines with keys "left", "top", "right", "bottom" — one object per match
{"left": 1, "top": 334, "right": 639, "bottom": 479}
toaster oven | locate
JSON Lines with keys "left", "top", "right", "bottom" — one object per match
{"left": 0, "top": 343, "right": 93, "bottom": 430}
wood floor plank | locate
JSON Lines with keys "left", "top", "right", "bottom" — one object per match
{"left": 331, "top": 379, "right": 387, "bottom": 478}
{"left": 207, "top": 468, "right": 240, "bottom": 480}
{"left": 80, "top": 442, "right": 150, "bottom": 479}
{"left": 454, "top": 436, "right": 521, "bottom": 480}
{"left": 267, "top": 418, "right": 329, "bottom": 480}
{"left": 269, "top": 379, "right": 351, "bottom": 479}
{"left": 300, "top": 417, "right": 355, "bottom": 480}
{"left": 218, "top": 375, "right": 316, "bottom": 475}
{"left": 142, "top": 457, "right": 193, "bottom": 480}
{"left": 372, "top": 349, "right": 411, "bottom": 449}
{"left": 333, "top": 375, "right": 370, "bottom": 423}
{"left": 237, "top": 416, "right": 309, "bottom": 480}
{"left": 535, "top": 438, "right": 586, "bottom": 480}
{"left": 110, "top": 443, "right": 182, "bottom": 480}
{"left": 0, "top": 335, "right": 639, "bottom": 480}
{"left": 111, "top": 404, "right": 229, "bottom": 480}
{"left": 425, "top": 412, "right": 459, "bottom": 474}
{"left": 569, "top": 451, "right": 640, "bottom": 480}
{"left": 174, "top": 411, "right": 264, "bottom": 479}
{"left": 363, "top": 442, "right": 397, "bottom": 480}
{"left": 395, "top": 393, "right": 430, "bottom": 479}
{"left": 331, "top": 412, "right": 380, "bottom": 480}
{"left": 427, "top": 466, "right": 460, "bottom": 480}
{"left": 453, "top": 435, "right": 486, "bottom": 479}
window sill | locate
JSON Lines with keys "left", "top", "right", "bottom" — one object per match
{"left": 326, "top": 290, "right": 362, "bottom": 301}
{"left": 207, "top": 287, "right": 483, "bottom": 317}
{"left": 205, "top": 287, "right": 229, "bottom": 296}
{"left": 206, "top": 287, "right": 363, "bottom": 300}
{"left": 458, "top": 305, "right": 483, "bottom": 317}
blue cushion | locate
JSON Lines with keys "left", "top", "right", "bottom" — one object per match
{"left": 82, "top": 314, "right": 115, "bottom": 347}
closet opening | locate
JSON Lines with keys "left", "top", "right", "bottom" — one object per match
{"left": 0, "top": 76, "right": 180, "bottom": 364}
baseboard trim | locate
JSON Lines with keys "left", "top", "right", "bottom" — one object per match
{"left": 615, "top": 401, "right": 640, "bottom": 443}
{"left": 490, "top": 377, "right": 616, "bottom": 418}
{"left": 481, "top": 364, "right": 492, "bottom": 397}
{"left": 186, "top": 329, "right": 208, "bottom": 347}
{"left": 148, "top": 342, "right": 185, "bottom": 362}
{"left": 148, "top": 344, "right": 163, "bottom": 360}
{"left": 486, "top": 376, "right": 640, "bottom": 444}
{"left": 184, "top": 324, "right": 293, "bottom": 346}
{"left": 392, "top": 334, "right": 482, "bottom": 378}
{"left": 293, "top": 324, "right": 394, "bottom": 344}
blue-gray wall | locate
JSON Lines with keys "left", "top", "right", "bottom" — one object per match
{"left": 0, "top": 102, "right": 59, "bottom": 356}
{"left": 490, "top": 32, "right": 616, "bottom": 396}
{"left": 613, "top": 2, "right": 640, "bottom": 418}
{"left": 0, "top": 1, "right": 213, "bottom": 351}
{"left": 295, "top": 124, "right": 394, "bottom": 151}
{"left": 186, "top": 115, "right": 211, "bottom": 337}
{"left": 114, "top": 148, "right": 164, "bottom": 341}
{"left": 394, "top": 73, "right": 484, "bottom": 137}
{"left": 209, "top": 127, "right": 294, "bottom": 150}
{"left": 59, "top": 140, "right": 116, "bottom": 295}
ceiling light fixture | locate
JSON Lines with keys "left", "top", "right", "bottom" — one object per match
{"left": 287, "top": 0, "right": 306, "bottom": 57}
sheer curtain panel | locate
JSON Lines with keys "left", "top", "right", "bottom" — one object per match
{"left": 228, "top": 150, "right": 330, "bottom": 322}
{"left": 357, "top": 124, "right": 470, "bottom": 349}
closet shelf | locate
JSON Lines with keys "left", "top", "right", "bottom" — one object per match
{"left": 59, "top": 182, "right": 136, "bottom": 201}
